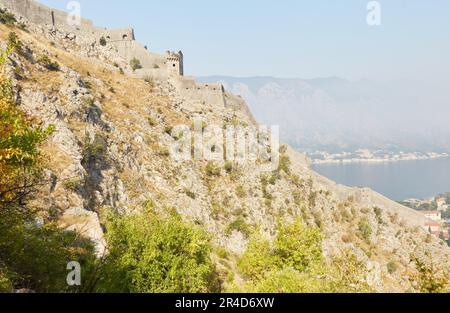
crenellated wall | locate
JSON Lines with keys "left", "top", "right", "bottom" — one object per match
{"left": 0, "top": 0, "right": 230, "bottom": 108}
{"left": 172, "top": 76, "right": 226, "bottom": 107}
{"left": 0, "top": 0, "right": 93, "bottom": 29}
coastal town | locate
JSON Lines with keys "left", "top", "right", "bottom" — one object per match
{"left": 400, "top": 193, "right": 450, "bottom": 244}
{"left": 310, "top": 149, "right": 449, "bottom": 165}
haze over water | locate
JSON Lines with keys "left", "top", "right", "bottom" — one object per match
{"left": 312, "top": 157, "right": 450, "bottom": 201}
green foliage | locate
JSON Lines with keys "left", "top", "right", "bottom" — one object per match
{"left": 97, "top": 209, "right": 219, "bottom": 293}
{"left": 0, "top": 8, "right": 16, "bottom": 25}
{"left": 8, "top": 32, "right": 23, "bottom": 55}
{"left": 99, "top": 36, "right": 107, "bottom": 46}
{"left": 224, "top": 161, "right": 233, "bottom": 174}
{"left": 226, "top": 217, "right": 251, "bottom": 239}
{"left": 0, "top": 46, "right": 55, "bottom": 209}
{"left": 236, "top": 185, "right": 246, "bottom": 198}
{"left": 278, "top": 155, "right": 291, "bottom": 174}
{"left": 205, "top": 161, "right": 221, "bottom": 177}
{"left": 235, "top": 219, "right": 372, "bottom": 293}
{"left": 238, "top": 234, "right": 276, "bottom": 281}
{"left": 0, "top": 268, "right": 12, "bottom": 293}
{"left": 0, "top": 210, "right": 96, "bottom": 292}
{"left": 216, "top": 247, "right": 229, "bottom": 260}
{"left": 250, "top": 268, "right": 335, "bottom": 293}
{"left": 130, "top": 57, "right": 142, "bottom": 71}
{"left": 82, "top": 133, "right": 108, "bottom": 162}
{"left": 273, "top": 219, "right": 323, "bottom": 272}
{"left": 409, "top": 257, "right": 449, "bottom": 293}
{"left": 0, "top": 45, "right": 97, "bottom": 293}
{"left": 238, "top": 219, "right": 322, "bottom": 280}
{"left": 328, "top": 249, "right": 371, "bottom": 292}
{"left": 184, "top": 188, "right": 196, "bottom": 199}
{"left": 37, "top": 55, "right": 60, "bottom": 71}
{"left": 387, "top": 260, "right": 398, "bottom": 274}
{"left": 373, "top": 206, "right": 384, "bottom": 224}
{"left": 358, "top": 218, "right": 372, "bottom": 242}
{"left": 63, "top": 177, "right": 82, "bottom": 191}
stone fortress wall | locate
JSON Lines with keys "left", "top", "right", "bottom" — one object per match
{"left": 0, "top": 0, "right": 236, "bottom": 109}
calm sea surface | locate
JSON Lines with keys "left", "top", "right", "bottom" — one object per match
{"left": 311, "top": 157, "right": 450, "bottom": 201}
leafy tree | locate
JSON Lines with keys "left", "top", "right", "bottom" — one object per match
{"left": 238, "top": 234, "right": 276, "bottom": 281}
{"left": 0, "top": 210, "right": 96, "bottom": 292}
{"left": 0, "top": 41, "right": 96, "bottom": 293}
{"left": 273, "top": 219, "right": 323, "bottom": 272}
{"left": 235, "top": 218, "right": 371, "bottom": 293}
{"left": 0, "top": 39, "right": 54, "bottom": 212}
{"left": 97, "top": 209, "right": 219, "bottom": 293}
{"left": 409, "top": 256, "right": 449, "bottom": 293}
{"left": 0, "top": 267, "right": 13, "bottom": 292}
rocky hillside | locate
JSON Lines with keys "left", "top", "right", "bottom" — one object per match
{"left": 1, "top": 7, "right": 449, "bottom": 292}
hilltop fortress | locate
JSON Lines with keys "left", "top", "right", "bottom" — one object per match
{"left": 0, "top": 0, "right": 247, "bottom": 110}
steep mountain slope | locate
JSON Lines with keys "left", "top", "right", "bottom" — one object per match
{"left": 0, "top": 4, "right": 449, "bottom": 292}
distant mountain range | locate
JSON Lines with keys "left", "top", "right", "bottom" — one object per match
{"left": 199, "top": 76, "right": 450, "bottom": 154}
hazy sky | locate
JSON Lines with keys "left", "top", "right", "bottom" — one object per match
{"left": 38, "top": 0, "right": 450, "bottom": 81}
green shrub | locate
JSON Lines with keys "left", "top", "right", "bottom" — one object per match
{"left": 238, "top": 234, "right": 276, "bottom": 281}
{"left": 224, "top": 161, "right": 233, "bottom": 174}
{"left": 358, "top": 218, "right": 372, "bottom": 242}
{"left": 0, "top": 8, "right": 16, "bottom": 25}
{"left": 63, "top": 178, "right": 82, "bottom": 191}
{"left": 236, "top": 219, "right": 341, "bottom": 293}
{"left": 37, "top": 55, "right": 60, "bottom": 71}
{"left": 0, "top": 270, "right": 12, "bottom": 293}
{"left": 236, "top": 185, "right": 246, "bottom": 198}
{"left": 278, "top": 155, "right": 291, "bottom": 174}
{"left": 274, "top": 219, "right": 323, "bottom": 272}
{"left": 97, "top": 210, "right": 219, "bottom": 293}
{"left": 8, "top": 32, "right": 22, "bottom": 54}
{"left": 374, "top": 207, "right": 383, "bottom": 224}
{"left": 99, "top": 36, "right": 107, "bottom": 46}
{"left": 205, "top": 161, "right": 221, "bottom": 177}
{"left": 147, "top": 116, "right": 157, "bottom": 126}
{"left": 184, "top": 188, "right": 196, "bottom": 200}
{"left": 0, "top": 34, "right": 97, "bottom": 294}
{"left": 387, "top": 260, "right": 398, "bottom": 274}
{"left": 269, "top": 175, "right": 277, "bottom": 185}
{"left": 216, "top": 247, "right": 229, "bottom": 260}
{"left": 409, "top": 257, "right": 449, "bottom": 293}
{"left": 82, "top": 134, "right": 108, "bottom": 162}
{"left": 226, "top": 217, "right": 251, "bottom": 238}
{"left": 130, "top": 57, "right": 142, "bottom": 71}
{"left": 250, "top": 268, "right": 334, "bottom": 293}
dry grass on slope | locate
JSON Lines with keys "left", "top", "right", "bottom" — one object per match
{"left": 0, "top": 25, "right": 189, "bottom": 128}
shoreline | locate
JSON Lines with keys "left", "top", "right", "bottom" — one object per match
{"left": 311, "top": 154, "right": 450, "bottom": 166}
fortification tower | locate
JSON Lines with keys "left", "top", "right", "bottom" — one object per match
{"left": 166, "top": 51, "right": 184, "bottom": 77}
